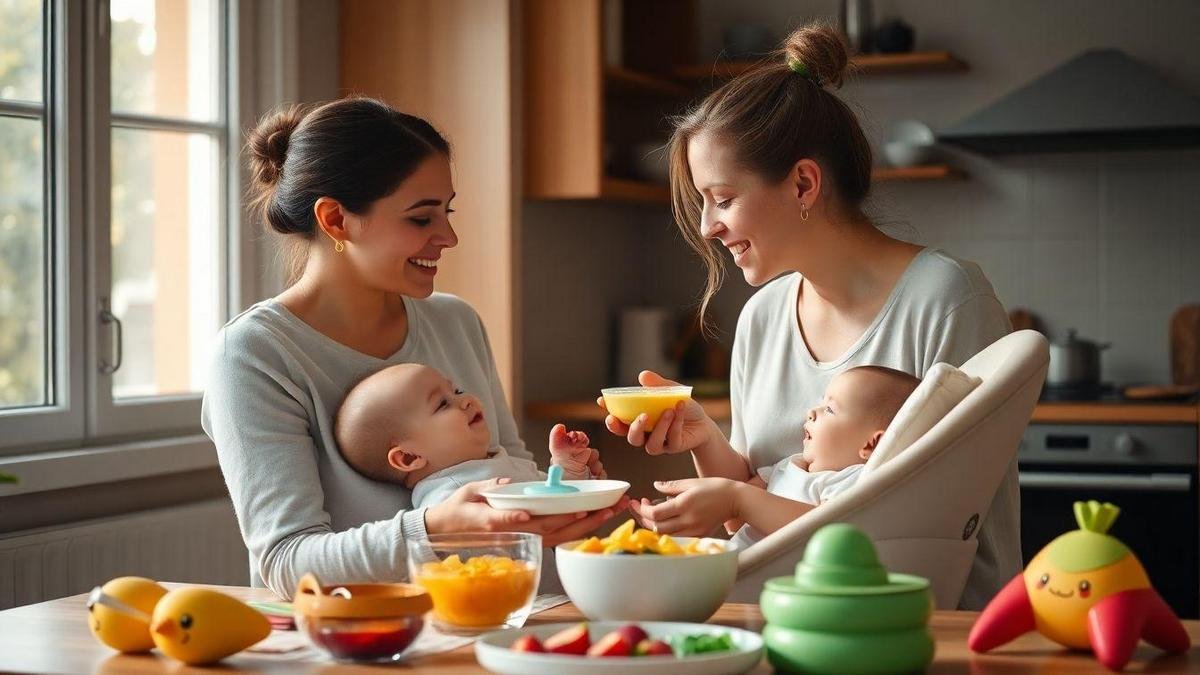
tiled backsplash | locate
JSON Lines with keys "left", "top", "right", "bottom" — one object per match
{"left": 876, "top": 151, "right": 1200, "bottom": 386}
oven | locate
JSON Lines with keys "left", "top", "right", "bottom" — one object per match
{"left": 1019, "top": 423, "right": 1199, "bottom": 618}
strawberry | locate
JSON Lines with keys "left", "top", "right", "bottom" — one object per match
{"left": 586, "top": 630, "right": 632, "bottom": 657}
{"left": 544, "top": 623, "right": 590, "bottom": 655}
{"left": 511, "top": 634, "right": 544, "bottom": 653}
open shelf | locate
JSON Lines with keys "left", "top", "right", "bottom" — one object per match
{"left": 605, "top": 66, "right": 690, "bottom": 98}
{"left": 526, "top": 398, "right": 733, "bottom": 422}
{"left": 600, "top": 177, "right": 670, "bottom": 203}
{"left": 674, "top": 51, "right": 969, "bottom": 80}
{"left": 872, "top": 165, "right": 966, "bottom": 181}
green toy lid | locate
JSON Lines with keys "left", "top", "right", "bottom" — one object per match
{"left": 1045, "top": 500, "right": 1130, "bottom": 572}
{"left": 765, "top": 523, "right": 930, "bottom": 596}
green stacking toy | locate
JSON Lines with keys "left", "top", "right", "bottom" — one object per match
{"left": 760, "top": 523, "right": 934, "bottom": 674}
{"left": 522, "top": 464, "right": 580, "bottom": 495}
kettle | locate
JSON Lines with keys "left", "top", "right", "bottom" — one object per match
{"left": 1047, "top": 329, "right": 1110, "bottom": 388}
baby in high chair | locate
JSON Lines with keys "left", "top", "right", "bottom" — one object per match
{"left": 725, "top": 365, "right": 920, "bottom": 546}
{"left": 630, "top": 365, "right": 919, "bottom": 547}
{"left": 334, "top": 363, "right": 602, "bottom": 508}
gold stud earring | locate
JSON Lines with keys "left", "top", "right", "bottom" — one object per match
{"left": 334, "top": 240, "right": 345, "bottom": 253}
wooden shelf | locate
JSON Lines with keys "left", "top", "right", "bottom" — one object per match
{"left": 600, "top": 177, "right": 670, "bottom": 203}
{"left": 674, "top": 51, "right": 969, "bottom": 80}
{"left": 605, "top": 66, "right": 690, "bottom": 98}
{"left": 527, "top": 398, "right": 733, "bottom": 422}
{"left": 872, "top": 165, "right": 966, "bottom": 181}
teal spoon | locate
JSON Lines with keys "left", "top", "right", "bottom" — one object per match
{"left": 523, "top": 464, "right": 581, "bottom": 495}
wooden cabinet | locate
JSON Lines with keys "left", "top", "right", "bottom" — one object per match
{"left": 340, "top": 0, "right": 522, "bottom": 401}
{"left": 524, "top": 0, "right": 695, "bottom": 203}
{"left": 524, "top": 1, "right": 970, "bottom": 204}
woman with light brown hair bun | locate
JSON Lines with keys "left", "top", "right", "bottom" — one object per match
{"left": 203, "top": 97, "right": 618, "bottom": 599}
{"left": 599, "top": 23, "right": 1018, "bottom": 609}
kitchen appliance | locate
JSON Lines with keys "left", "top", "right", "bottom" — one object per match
{"left": 616, "top": 307, "right": 678, "bottom": 386}
{"left": 839, "top": 0, "right": 873, "bottom": 53}
{"left": 1046, "top": 329, "right": 1109, "bottom": 390}
{"left": 939, "top": 49, "right": 1200, "bottom": 153}
{"left": 1018, "top": 422, "right": 1199, "bottom": 618}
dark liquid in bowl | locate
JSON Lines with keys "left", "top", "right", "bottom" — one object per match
{"left": 306, "top": 617, "right": 424, "bottom": 661}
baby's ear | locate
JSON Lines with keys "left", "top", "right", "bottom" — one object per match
{"left": 387, "top": 446, "right": 427, "bottom": 473}
{"left": 860, "top": 430, "right": 886, "bottom": 459}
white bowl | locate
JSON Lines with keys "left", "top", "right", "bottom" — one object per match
{"left": 482, "top": 480, "right": 630, "bottom": 516}
{"left": 475, "top": 621, "right": 764, "bottom": 675}
{"left": 883, "top": 141, "right": 937, "bottom": 168}
{"left": 555, "top": 538, "right": 739, "bottom": 622}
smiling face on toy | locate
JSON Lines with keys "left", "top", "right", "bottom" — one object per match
{"left": 969, "top": 501, "right": 1191, "bottom": 672}
{"left": 1024, "top": 532, "right": 1150, "bottom": 648}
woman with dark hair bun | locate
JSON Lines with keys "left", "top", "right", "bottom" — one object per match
{"left": 600, "top": 23, "right": 1018, "bottom": 610}
{"left": 203, "top": 98, "right": 617, "bottom": 598}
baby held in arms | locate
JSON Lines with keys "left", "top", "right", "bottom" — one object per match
{"left": 334, "top": 363, "right": 603, "bottom": 509}
{"left": 632, "top": 366, "right": 919, "bottom": 547}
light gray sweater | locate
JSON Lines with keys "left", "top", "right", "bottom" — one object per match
{"left": 200, "top": 293, "right": 528, "bottom": 599}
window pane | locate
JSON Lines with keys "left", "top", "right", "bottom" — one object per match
{"left": 0, "top": 0, "right": 43, "bottom": 103}
{"left": 0, "top": 115, "right": 46, "bottom": 408}
{"left": 110, "top": 0, "right": 219, "bottom": 121}
{"left": 111, "top": 128, "right": 219, "bottom": 398}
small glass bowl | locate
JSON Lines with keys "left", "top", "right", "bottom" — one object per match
{"left": 292, "top": 573, "right": 431, "bottom": 662}
{"left": 407, "top": 532, "right": 541, "bottom": 635}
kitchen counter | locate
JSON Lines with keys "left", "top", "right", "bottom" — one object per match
{"left": 528, "top": 399, "right": 1200, "bottom": 426}
{"left": 2, "top": 583, "right": 1198, "bottom": 672}
{"left": 1032, "top": 401, "right": 1199, "bottom": 424}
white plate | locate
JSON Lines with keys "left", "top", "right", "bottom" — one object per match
{"left": 481, "top": 480, "right": 630, "bottom": 516}
{"left": 475, "top": 621, "right": 763, "bottom": 675}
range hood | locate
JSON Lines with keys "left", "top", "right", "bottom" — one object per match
{"left": 939, "top": 49, "right": 1200, "bottom": 153}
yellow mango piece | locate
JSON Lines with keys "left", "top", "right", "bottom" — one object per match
{"left": 575, "top": 536, "right": 604, "bottom": 553}
{"left": 610, "top": 519, "right": 636, "bottom": 543}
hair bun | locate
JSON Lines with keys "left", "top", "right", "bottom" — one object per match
{"left": 782, "top": 22, "right": 850, "bottom": 89}
{"left": 247, "top": 105, "right": 306, "bottom": 187}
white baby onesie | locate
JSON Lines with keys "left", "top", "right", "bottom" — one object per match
{"left": 731, "top": 455, "right": 865, "bottom": 549}
{"left": 410, "top": 447, "right": 545, "bottom": 509}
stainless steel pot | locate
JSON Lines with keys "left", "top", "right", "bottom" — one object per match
{"left": 1047, "top": 329, "right": 1110, "bottom": 387}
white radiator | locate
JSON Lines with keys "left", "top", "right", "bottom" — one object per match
{"left": 0, "top": 498, "right": 249, "bottom": 610}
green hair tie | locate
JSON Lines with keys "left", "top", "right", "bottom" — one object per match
{"left": 787, "top": 57, "right": 811, "bottom": 79}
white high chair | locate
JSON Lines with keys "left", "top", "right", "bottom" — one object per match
{"left": 733, "top": 330, "right": 1050, "bottom": 609}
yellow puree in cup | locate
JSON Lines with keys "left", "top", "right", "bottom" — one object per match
{"left": 602, "top": 387, "right": 692, "bottom": 431}
{"left": 414, "top": 555, "right": 536, "bottom": 627}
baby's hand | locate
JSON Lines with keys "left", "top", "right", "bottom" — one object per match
{"left": 549, "top": 423, "right": 605, "bottom": 480}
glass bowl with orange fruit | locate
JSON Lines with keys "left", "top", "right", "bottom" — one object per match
{"left": 407, "top": 533, "right": 541, "bottom": 635}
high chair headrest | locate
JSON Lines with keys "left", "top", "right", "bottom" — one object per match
{"left": 862, "top": 363, "right": 982, "bottom": 475}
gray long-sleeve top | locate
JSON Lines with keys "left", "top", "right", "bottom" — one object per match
{"left": 201, "top": 293, "right": 528, "bottom": 599}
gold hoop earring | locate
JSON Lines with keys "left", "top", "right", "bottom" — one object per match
{"left": 801, "top": 205, "right": 810, "bottom": 221}
{"left": 334, "top": 240, "right": 345, "bottom": 253}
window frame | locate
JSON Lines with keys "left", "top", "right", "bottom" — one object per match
{"left": 0, "top": 0, "right": 85, "bottom": 453}
{"left": 0, "top": 0, "right": 241, "bottom": 454}
{"left": 86, "top": 0, "right": 233, "bottom": 439}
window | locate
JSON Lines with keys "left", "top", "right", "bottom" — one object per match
{"left": 0, "top": 0, "right": 235, "bottom": 453}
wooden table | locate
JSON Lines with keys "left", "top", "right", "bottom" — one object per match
{"left": 2, "top": 583, "right": 1198, "bottom": 673}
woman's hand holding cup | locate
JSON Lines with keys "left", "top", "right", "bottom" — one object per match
{"left": 597, "top": 370, "right": 717, "bottom": 456}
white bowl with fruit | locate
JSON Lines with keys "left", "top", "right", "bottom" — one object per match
{"left": 475, "top": 620, "right": 763, "bottom": 674}
{"left": 556, "top": 520, "right": 739, "bottom": 622}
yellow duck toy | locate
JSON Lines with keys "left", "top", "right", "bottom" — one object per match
{"left": 969, "top": 501, "right": 1191, "bottom": 671}
{"left": 86, "top": 577, "right": 168, "bottom": 652}
{"left": 150, "top": 587, "right": 272, "bottom": 665}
